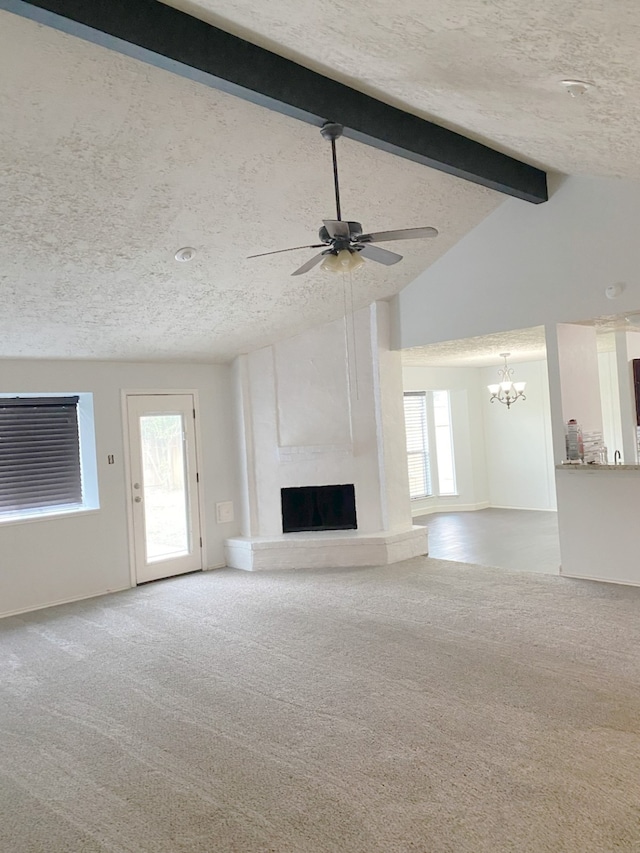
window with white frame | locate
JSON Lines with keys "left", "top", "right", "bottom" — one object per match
{"left": 432, "top": 390, "right": 456, "bottom": 496}
{"left": 404, "top": 392, "right": 432, "bottom": 499}
{"left": 403, "top": 390, "right": 456, "bottom": 499}
{"left": 0, "top": 393, "right": 99, "bottom": 522}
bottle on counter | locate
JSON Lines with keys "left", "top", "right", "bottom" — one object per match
{"left": 566, "top": 419, "right": 584, "bottom": 462}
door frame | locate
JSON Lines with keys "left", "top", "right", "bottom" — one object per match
{"left": 121, "top": 389, "right": 207, "bottom": 587}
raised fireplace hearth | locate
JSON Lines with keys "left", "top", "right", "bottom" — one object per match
{"left": 225, "top": 302, "right": 428, "bottom": 571}
{"left": 281, "top": 484, "right": 357, "bottom": 533}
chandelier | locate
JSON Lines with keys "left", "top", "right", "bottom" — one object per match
{"left": 488, "top": 352, "right": 526, "bottom": 409}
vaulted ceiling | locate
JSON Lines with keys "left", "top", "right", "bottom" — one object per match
{"left": 2, "top": 1, "right": 639, "bottom": 362}
{"left": 168, "top": 0, "right": 640, "bottom": 179}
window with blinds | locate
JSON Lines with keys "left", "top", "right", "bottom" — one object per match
{"left": 0, "top": 396, "right": 83, "bottom": 516}
{"left": 403, "top": 392, "right": 432, "bottom": 499}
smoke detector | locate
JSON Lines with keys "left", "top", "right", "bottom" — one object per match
{"left": 560, "top": 80, "right": 592, "bottom": 98}
{"left": 175, "top": 247, "right": 196, "bottom": 262}
{"left": 605, "top": 282, "right": 625, "bottom": 300}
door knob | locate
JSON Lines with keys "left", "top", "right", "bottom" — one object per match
{"left": 134, "top": 496, "right": 142, "bottom": 503}
{"left": 133, "top": 482, "right": 141, "bottom": 490}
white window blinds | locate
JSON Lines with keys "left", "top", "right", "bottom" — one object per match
{"left": 0, "top": 396, "right": 82, "bottom": 514}
{"left": 403, "top": 392, "right": 432, "bottom": 499}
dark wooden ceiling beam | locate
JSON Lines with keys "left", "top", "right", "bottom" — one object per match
{"left": 2, "top": 0, "right": 548, "bottom": 203}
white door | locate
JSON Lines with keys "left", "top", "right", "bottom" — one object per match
{"left": 126, "top": 394, "right": 202, "bottom": 584}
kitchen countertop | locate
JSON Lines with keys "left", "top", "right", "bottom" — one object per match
{"left": 556, "top": 463, "right": 640, "bottom": 471}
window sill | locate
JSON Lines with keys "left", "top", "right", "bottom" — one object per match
{"left": 0, "top": 505, "right": 100, "bottom": 528}
{"left": 410, "top": 493, "right": 460, "bottom": 501}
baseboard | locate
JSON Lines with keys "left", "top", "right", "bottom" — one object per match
{"left": 489, "top": 505, "right": 557, "bottom": 512}
{"left": 0, "top": 585, "right": 132, "bottom": 620}
{"left": 2, "top": 564, "right": 231, "bottom": 619}
{"left": 560, "top": 571, "right": 640, "bottom": 588}
{"left": 411, "top": 501, "right": 489, "bottom": 517}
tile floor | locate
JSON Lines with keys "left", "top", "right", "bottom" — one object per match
{"left": 414, "top": 507, "right": 561, "bottom": 574}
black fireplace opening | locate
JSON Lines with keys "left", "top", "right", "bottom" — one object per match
{"left": 281, "top": 484, "right": 357, "bottom": 533}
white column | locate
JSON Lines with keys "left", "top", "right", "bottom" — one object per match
{"left": 544, "top": 324, "right": 568, "bottom": 463}
{"left": 555, "top": 323, "right": 603, "bottom": 433}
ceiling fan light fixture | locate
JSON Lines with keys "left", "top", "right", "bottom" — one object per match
{"left": 320, "top": 252, "right": 341, "bottom": 274}
{"left": 341, "top": 249, "right": 365, "bottom": 272}
{"left": 321, "top": 249, "right": 364, "bottom": 274}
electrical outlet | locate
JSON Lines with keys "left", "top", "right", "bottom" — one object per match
{"left": 216, "top": 501, "right": 234, "bottom": 524}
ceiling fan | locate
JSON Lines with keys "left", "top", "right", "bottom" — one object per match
{"left": 247, "top": 122, "right": 439, "bottom": 276}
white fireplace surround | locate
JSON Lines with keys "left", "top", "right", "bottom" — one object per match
{"left": 225, "top": 302, "right": 428, "bottom": 571}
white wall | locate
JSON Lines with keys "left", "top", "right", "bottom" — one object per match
{"left": 398, "top": 176, "right": 640, "bottom": 349}
{"left": 590, "top": 332, "right": 640, "bottom": 467}
{"left": 555, "top": 324, "right": 603, "bottom": 434}
{"left": 234, "top": 302, "right": 413, "bottom": 538}
{"left": 376, "top": 304, "right": 416, "bottom": 531}
{"left": 626, "top": 331, "right": 640, "bottom": 361}
{"left": 0, "top": 360, "right": 239, "bottom": 617}
{"left": 404, "top": 360, "right": 555, "bottom": 514}
{"left": 395, "top": 175, "right": 640, "bottom": 581}
{"left": 619, "top": 331, "right": 640, "bottom": 463}
{"left": 598, "top": 349, "right": 624, "bottom": 463}
{"left": 481, "top": 360, "right": 556, "bottom": 510}
{"left": 557, "top": 468, "right": 640, "bottom": 585}
{"left": 402, "top": 365, "right": 489, "bottom": 514}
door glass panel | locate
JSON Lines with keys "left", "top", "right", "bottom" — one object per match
{"left": 140, "top": 413, "right": 190, "bottom": 562}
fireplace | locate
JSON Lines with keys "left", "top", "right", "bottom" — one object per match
{"left": 281, "top": 484, "right": 357, "bottom": 533}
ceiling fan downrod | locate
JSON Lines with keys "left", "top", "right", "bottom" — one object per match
{"left": 246, "top": 119, "right": 438, "bottom": 274}
{"left": 321, "top": 121, "right": 344, "bottom": 222}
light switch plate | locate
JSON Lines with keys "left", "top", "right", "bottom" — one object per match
{"left": 216, "top": 501, "right": 234, "bottom": 524}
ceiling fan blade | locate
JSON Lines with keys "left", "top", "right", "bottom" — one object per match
{"left": 247, "top": 244, "right": 323, "bottom": 259}
{"left": 291, "top": 253, "right": 326, "bottom": 276}
{"left": 362, "top": 227, "right": 438, "bottom": 243}
{"left": 323, "top": 219, "right": 350, "bottom": 239}
{"left": 359, "top": 245, "right": 403, "bottom": 266}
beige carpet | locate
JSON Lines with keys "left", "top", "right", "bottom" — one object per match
{"left": 2, "top": 558, "right": 640, "bottom": 852}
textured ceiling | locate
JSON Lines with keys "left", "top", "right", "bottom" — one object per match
{"left": 5, "top": 0, "right": 638, "bottom": 364}
{"left": 402, "top": 316, "right": 640, "bottom": 367}
{"left": 167, "top": 0, "right": 640, "bottom": 179}
{"left": 575, "top": 312, "right": 640, "bottom": 353}
{"left": 0, "top": 12, "right": 501, "bottom": 363}
{"left": 401, "top": 327, "right": 547, "bottom": 367}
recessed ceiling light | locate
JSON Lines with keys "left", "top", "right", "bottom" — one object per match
{"left": 175, "top": 247, "right": 196, "bottom": 262}
{"left": 560, "top": 80, "right": 592, "bottom": 98}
